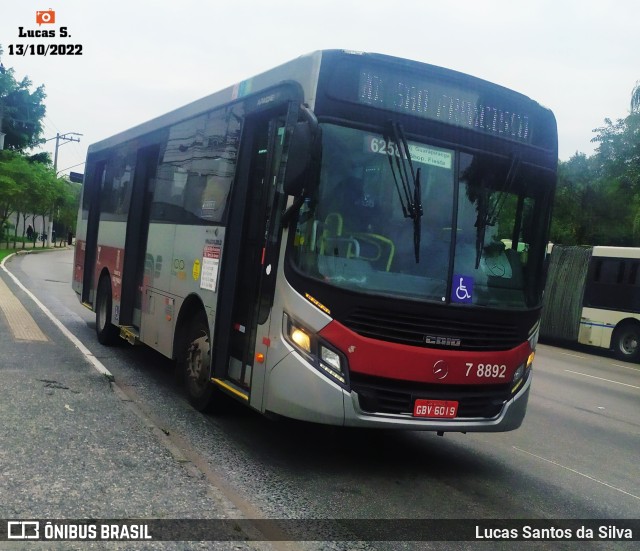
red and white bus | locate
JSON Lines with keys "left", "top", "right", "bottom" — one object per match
{"left": 73, "top": 50, "right": 557, "bottom": 432}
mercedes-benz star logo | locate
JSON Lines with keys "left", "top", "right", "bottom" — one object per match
{"left": 433, "top": 360, "right": 449, "bottom": 380}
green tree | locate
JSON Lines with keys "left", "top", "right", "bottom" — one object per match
{"left": 0, "top": 166, "right": 20, "bottom": 243}
{"left": 29, "top": 160, "right": 60, "bottom": 247}
{"left": 0, "top": 52, "right": 77, "bottom": 248}
{"left": 551, "top": 153, "right": 601, "bottom": 245}
{"left": 0, "top": 151, "right": 33, "bottom": 246}
{"left": 552, "top": 81, "right": 640, "bottom": 247}
{"left": 55, "top": 180, "right": 81, "bottom": 242}
{"left": 0, "top": 150, "right": 62, "bottom": 247}
{"left": 591, "top": 112, "right": 640, "bottom": 242}
{"left": 0, "top": 46, "right": 47, "bottom": 152}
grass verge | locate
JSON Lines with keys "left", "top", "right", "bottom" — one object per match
{"left": 0, "top": 246, "right": 58, "bottom": 263}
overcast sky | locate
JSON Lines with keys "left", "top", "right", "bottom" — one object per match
{"left": 2, "top": 0, "right": 638, "bottom": 176}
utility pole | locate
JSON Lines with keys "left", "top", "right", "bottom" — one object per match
{"left": 52, "top": 132, "right": 82, "bottom": 173}
{"left": 47, "top": 132, "right": 82, "bottom": 246}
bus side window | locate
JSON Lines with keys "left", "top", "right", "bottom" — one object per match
{"left": 150, "top": 166, "right": 187, "bottom": 223}
{"left": 593, "top": 259, "right": 603, "bottom": 282}
{"left": 183, "top": 173, "right": 205, "bottom": 222}
{"left": 100, "top": 150, "right": 135, "bottom": 218}
{"left": 151, "top": 105, "right": 241, "bottom": 225}
{"left": 630, "top": 262, "right": 639, "bottom": 285}
{"left": 181, "top": 173, "right": 230, "bottom": 224}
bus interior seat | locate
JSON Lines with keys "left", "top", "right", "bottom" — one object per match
{"left": 320, "top": 213, "right": 395, "bottom": 271}
{"left": 353, "top": 233, "right": 395, "bottom": 271}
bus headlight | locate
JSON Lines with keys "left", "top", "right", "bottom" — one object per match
{"left": 513, "top": 364, "right": 524, "bottom": 383}
{"left": 283, "top": 313, "right": 349, "bottom": 387}
{"left": 290, "top": 327, "right": 311, "bottom": 353}
{"left": 511, "top": 351, "right": 535, "bottom": 394}
{"left": 320, "top": 345, "right": 341, "bottom": 371}
{"left": 511, "top": 362, "right": 525, "bottom": 394}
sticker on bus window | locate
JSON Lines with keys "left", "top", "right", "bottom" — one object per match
{"left": 200, "top": 200, "right": 216, "bottom": 220}
{"left": 451, "top": 274, "right": 473, "bottom": 303}
{"left": 364, "top": 135, "right": 452, "bottom": 169}
{"left": 201, "top": 245, "right": 221, "bottom": 292}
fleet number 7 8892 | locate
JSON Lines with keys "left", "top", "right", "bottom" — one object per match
{"left": 466, "top": 363, "right": 507, "bottom": 378}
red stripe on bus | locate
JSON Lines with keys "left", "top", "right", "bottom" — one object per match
{"left": 318, "top": 320, "right": 530, "bottom": 385}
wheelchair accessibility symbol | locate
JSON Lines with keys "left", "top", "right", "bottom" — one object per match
{"left": 452, "top": 274, "right": 473, "bottom": 303}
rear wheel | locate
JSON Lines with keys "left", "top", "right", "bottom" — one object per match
{"left": 95, "top": 275, "right": 118, "bottom": 345}
{"left": 611, "top": 322, "right": 640, "bottom": 362}
{"left": 180, "top": 314, "right": 217, "bottom": 411}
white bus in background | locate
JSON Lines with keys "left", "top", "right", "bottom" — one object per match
{"left": 541, "top": 245, "right": 640, "bottom": 362}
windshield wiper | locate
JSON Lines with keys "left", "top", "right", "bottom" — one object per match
{"left": 474, "top": 187, "right": 489, "bottom": 270}
{"left": 413, "top": 167, "right": 422, "bottom": 263}
{"left": 383, "top": 121, "right": 423, "bottom": 262}
{"left": 474, "top": 154, "right": 521, "bottom": 269}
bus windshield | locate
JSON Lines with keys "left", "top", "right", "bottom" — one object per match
{"left": 290, "top": 123, "right": 552, "bottom": 309}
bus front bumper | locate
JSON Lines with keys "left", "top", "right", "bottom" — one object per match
{"left": 265, "top": 352, "right": 532, "bottom": 432}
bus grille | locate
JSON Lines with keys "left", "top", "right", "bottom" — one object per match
{"left": 343, "top": 307, "right": 520, "bottom": 351}
{"left": 351, "top": 374, "right": 511, "bottom": 418}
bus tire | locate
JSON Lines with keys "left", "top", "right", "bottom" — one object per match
{"left": 180, "top": 314, "right": 216, "bottom": 411}
{"left": 611, "top": 322, "right": 640, "bottom": 363}
{"left": 96, "top": 275, "right": 119, "bottom": 345}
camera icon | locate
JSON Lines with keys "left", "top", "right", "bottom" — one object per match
{"left": 35, "top": 9, "right": 56, "bottom": 25}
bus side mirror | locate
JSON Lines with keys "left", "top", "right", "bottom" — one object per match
{"left": 283, "top": 107, "right": 321, "bottom": 197}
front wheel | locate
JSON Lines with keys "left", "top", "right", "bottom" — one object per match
{"left": 180, "top": 315, "right": 217, "bottom": 411}
{"left": 611, "top": 323, "right": 640, "bottom": 362}
{"left": 95, "top": 275, "right": 119, "bottom": 345}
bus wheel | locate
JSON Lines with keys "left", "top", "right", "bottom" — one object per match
{"left": 181, "top": 315, "right": 215, "bottom": 411}
{"left": 96, "top": 275, "right": 119, "bottom": 345}
{"left": 612, "top": 322, "right": 640, "bottom": 362}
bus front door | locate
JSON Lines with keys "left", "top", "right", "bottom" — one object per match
{"left": 212, "top": 108, "right": 288, "bottom": 405}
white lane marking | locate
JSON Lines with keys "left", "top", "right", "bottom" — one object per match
{"left": 613, "top": 363, "right": 640, "bottom": 372}
{"left": 560, "top": 352, "right": 588, "bottom": 360}
{"left": 513, "top": 447, "right": 640, "bottom": 501}
{"left": 564, "top": 370, "right": 640, "bottom": 390}
{"left": 560, "top": 352, "right": 640, "bottom": 371}
{"left": 1, "top": 254, "right": 114, "bottom": 381}
{"left": 558, "top": 349, "right": 640, "bottom": 372}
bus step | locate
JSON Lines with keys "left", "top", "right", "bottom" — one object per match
{"left": 212, "top": 378, "right": 249, "bottom": 402}
{"left": 81, "top": 301, "right": 93, "bottom": 311}
{"left": 120, "top": 326, "right": 140, "bottom": 345}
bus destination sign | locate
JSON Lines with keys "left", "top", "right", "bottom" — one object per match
{"left": 358, "top": 68, "right": 532, "bottom": 144}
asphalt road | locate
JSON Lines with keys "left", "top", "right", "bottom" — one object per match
{"left": 4, "top": 248, "right": 639, "bottom": 550}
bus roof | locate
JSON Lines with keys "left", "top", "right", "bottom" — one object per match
{"left": 87, "top": 50, "right": 324, "bottom": 155}
{"left": 592, "top": 246, "right": 640, "bottom": 259}
{"left": 87, "top": 49, "right": 554, "bottom": 156}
